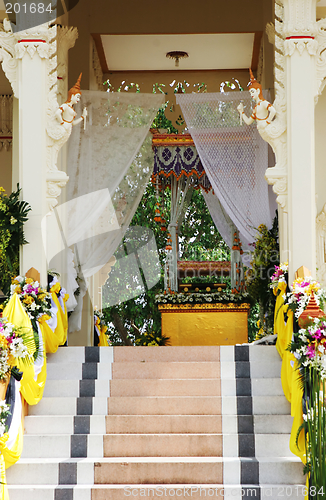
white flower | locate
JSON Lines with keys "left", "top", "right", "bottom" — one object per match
{"left": 0, "top": 423, "right": 6, "bottom": 437}
{"left": 10, "top": 338, "right": 28, "bottom": 358}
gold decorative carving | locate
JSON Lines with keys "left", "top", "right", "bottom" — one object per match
{"left": 158, "top": 303, "right": 251, "bottom": 313}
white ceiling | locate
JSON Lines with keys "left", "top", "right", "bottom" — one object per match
{"left": 101, "top": 33, "right": 255, "bottom": 72}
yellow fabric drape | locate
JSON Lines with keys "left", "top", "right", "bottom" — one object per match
{"left": 273, "top": 291, "right": 306, "bottom": 466}
{"left": 2, "top": 421, "right": 24, "bottom": 469}
{"left": 40, "top": 314, "right": 59, "bottom": 354}
{"left": 0, "top": 434, "right": 10, "bottom": 500}
{"left": 289, "top": 367, "right": 305, "bottom": 463}
{"left": 280, "top": 309, "right": 295, "bottom": 402}
{"left": 50, "top": 293, "right": 67, "bottom": 347}
{"left": 98, "top": 325, "right": 109, "bottom": 347}
{"left": 274, "top": 281, "right": 287, "bottom": 358}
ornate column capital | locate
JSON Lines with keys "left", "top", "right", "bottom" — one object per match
{"left": 15, "top": 23, "right": 56, "bottom": 59}
{"left": 0, "top": 23, "right": 57, "bottom": 96}
{"left": 284, "top": 37, "right": 318, "bottom": 56}
{"left": 283, "top": 0, "right": 317, "bottom": 39}
{"left": 0, "top": 24, "right": 18, "bottom": 96}
{"left": 282, "top": 0, "right": 319, "bottom": 56}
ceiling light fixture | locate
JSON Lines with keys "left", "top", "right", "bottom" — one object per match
{"left": 166, "top": 51, "right": 189, "bottom": 68}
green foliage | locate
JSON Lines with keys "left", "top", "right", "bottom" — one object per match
{"left": 179, "top": 189, "right": 230, "bottom": 262}
{"left": 246, "top": 214, "right": 279, "bottom": 337}
{"left": 247, "top": 301, "right": 260, "bottom": 342}
{"left": 151, "top": 102, "right": 179, "bottom": 134}
{"left": 135, "top": 326, "right": 170, "bottom": 346}
{"left": 0, "top": 185, "right": 31, "bottom": 294}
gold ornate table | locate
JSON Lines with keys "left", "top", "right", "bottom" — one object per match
{"left": 158, "top": 302, "right": 250, "bottom": 346}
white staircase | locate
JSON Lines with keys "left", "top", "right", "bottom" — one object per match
{"left": 6, "top": 345, "right": 306, "bottom": 500}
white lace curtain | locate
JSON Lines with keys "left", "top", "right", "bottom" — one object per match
{"left": 48, "top": 91, "right": 163, "bottom": 331}
{"left": 176, "top": 91, "right": 274, "bottom": 254}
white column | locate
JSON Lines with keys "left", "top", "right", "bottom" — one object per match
{"left": 17, "top": 35, "right": 49, "bottom": 280}
{"left": 278, "top": 206, "right": 289, "bottom": 265}
{"left": 283, "top": 0, "right": 318, "bottom": 281}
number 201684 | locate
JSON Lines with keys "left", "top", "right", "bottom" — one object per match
{"left": 5, "top": 3, "right": 53, "bottom": 14}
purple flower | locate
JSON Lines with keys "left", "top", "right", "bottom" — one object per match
{"left": 312, "top": 329, "right": 323, "bottom": 341}
{"left": 306, "top": 345, "right": 316, "bottom": 359}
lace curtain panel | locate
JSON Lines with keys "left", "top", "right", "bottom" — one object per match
{"left": 48, "top": 91, "right": 163, "bottom": 330}
{"left": 176, "top": 91, "right": 274, "bottom": 250}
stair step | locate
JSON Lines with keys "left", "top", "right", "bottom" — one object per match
{"left": 43, "top": 379, "right": 109, "bottom": 398}
{"left": 112, "top": 362, "right": 221, "bottom": 379}
{"left": 92, "top": 457, "right": 304, "bottom": 485}
{"left": 21, "top": 434, "right": 103, "bottom": 458}
{"left": 248, "top": 346, "right": 282, "bottom": 363}
{"left": 94, "top": 457, "right": 223, "bottom": 484}
{"left": 255, "top": 434, "right": 298, "bottom": 457}
{"left": 91, "top": 484, "right": 306, "bottom": 500}
{"left": 110, "top": 379, "right": 221, "bottom": 397}
{"left": 108, "top": 397, "right": 222, "bottom": 415}
{"left": 108, "top": 396, "right": 290, "bottom": 416}
{"left": 113, "top": 346, "right": 220, "bottom": 362}
{"left": 46, "top": 346, "right": 113, "bottom": 364}
{"left": 28, "top": 397, "right": 108, "bottom": 416}
{"left": 253, "top": 415, "right": 293, "bottom": 434}
{"left": 7, "top": 484, "right": 306, "bottom": 500}
{"left": 25, "top": 415, "right": 106, "bottom": 435}
{"left": 6, "top": 458, "right": 94, "bottom": 485}
{"left": 103, "top": 434, "right": 223, "bottom": 457}
{"left": 105, "top": 415, "right": 222, "bottom": 434}
{"left": 47, "top": 363, "right": 112, "bottom": 381}
{"left": 7, "top": 485, "right": 92, "bottom": 500}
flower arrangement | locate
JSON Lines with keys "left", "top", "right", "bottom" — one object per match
{"left": 9, "top": 276, "right": 52, "bottom": 322}
{"left": 155, "top": 290, "right": 250, "bottom": 305}
{"left": 0, "top": 400, "right": 10, "bottom": 437}
{"left": 270, "top": 262, "right": 288, "bottom": 290}
{"left": 285, "top": 276, "right": 326, "bottom": 320}
{"left": 0, "top": 319, "right": 33, "bottom": 379}
{"left": 289, "top": 315, "right": 326, "bottom": 495}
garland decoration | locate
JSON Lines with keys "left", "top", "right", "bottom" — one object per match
{"left": 271, "top": 266, "right": 326, "bottom": 497}
{"left": 155, "top": 290, "right": 250, "bottom": 305}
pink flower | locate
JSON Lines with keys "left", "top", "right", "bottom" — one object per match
{"left": 312, "top": 329, "right": 323, "bottom": 341}
{"left": 306, "top": 345, "right": 316, "bottom": 359}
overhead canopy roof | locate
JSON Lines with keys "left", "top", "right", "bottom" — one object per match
{"left": 100, "top": 33, "right": 256, "bottom": 72}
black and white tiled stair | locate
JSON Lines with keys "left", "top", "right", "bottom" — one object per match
{"left": 6, "top": 345, "right": 306, "bottom": 500}
{"left": 221, "top": 345, "right": 305, "bottom": 499}
{"left": 7, "top": 346, "right": 112, "bottom": 500}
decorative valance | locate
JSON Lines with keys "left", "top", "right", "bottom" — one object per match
{"left": 152, "top": 133, "right": 212, "bottom": 192}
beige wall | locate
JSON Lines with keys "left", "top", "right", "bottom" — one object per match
{"left": 315, "top": 88, "right": 326, "bottom": 216}
{"left": 0, "top": 149, "right": 12, "bottom": 193}
{"left": 68, "top": 0, "right": 273, "bottom": 90}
